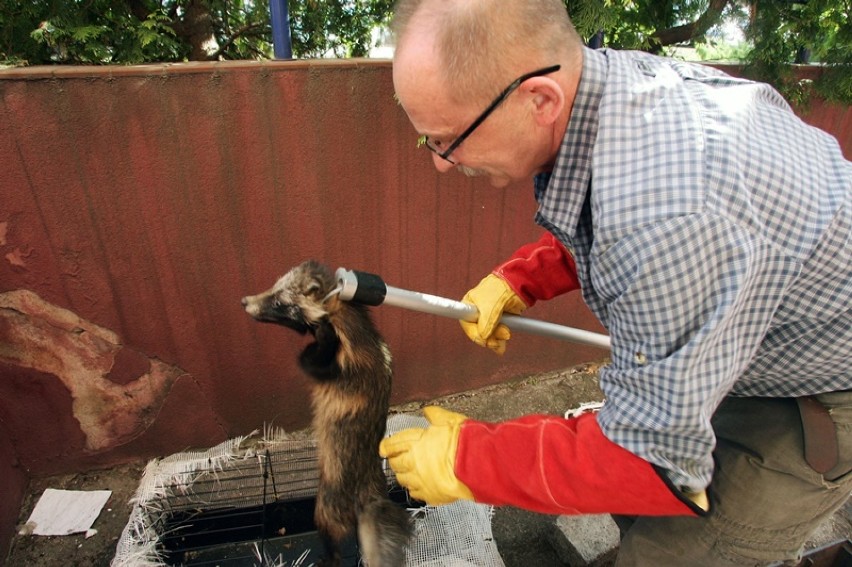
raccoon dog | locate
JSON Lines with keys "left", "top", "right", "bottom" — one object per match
{"left": 241, "top": 260, "right": 411, "bottom": 567}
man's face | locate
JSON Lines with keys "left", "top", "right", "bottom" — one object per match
{"left": 393, "top": 39, "right": 539, "bottom": 187}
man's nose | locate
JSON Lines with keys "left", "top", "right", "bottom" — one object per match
{"left": 432, "top": 153, "right": 456, "bottom": 173}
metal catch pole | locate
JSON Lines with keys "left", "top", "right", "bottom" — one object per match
{"left": 335, "top": 268, "right": 611, "bottom": 350}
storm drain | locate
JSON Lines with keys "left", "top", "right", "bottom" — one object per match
{"left": 113, "top": 415, "right": 505, "bottom": 567}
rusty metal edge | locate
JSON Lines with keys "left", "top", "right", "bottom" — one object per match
{"left": 0, "top": 58, "right": 392, "bottom": 81}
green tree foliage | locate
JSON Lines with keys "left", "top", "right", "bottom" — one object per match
{"left": 568, "top": 0, "right": 729, "bottom": 52}
{"left": 1, "top": 0, "right": 849, "bottom": 102}
{"left": 0, "top": 0, "right": 393, "bottom": 64}
{"left": 744, "top": 0, "right": 851, "bottom": 103}
{"left": 565, "top": 0, "right": 851, "bottom": 104}
{"left": 290, "top": 0, "right": 394, "bottom": 57}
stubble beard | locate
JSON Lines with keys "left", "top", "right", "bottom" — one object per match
{"left": 458, "top": 165, "right": 486, "bottom": 178}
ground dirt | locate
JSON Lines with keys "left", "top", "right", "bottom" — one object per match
{"left": 5, "top": 362, "right": 606, "bottom": 567}
{"left": 6, "top": 461, "right": 147, "bottom": 567}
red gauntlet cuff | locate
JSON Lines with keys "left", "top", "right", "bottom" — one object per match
{"left": 454, "top": 413, "right": 705, "bottom": 517}
{"left": 493, "top": 232, "right": 580, "bottom": 306}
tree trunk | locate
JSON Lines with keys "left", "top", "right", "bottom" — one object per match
{"left": 171, "top": 0, "right": 218, "bottom": 60}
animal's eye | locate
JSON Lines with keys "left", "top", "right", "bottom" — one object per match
{"left": 306, "top": 282, "right": 321, "bottom": 296}
{"left": 272, "top": 299, "right": 282, "bottom": 309}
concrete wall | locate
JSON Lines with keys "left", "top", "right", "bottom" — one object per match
{"left": 1, "top": 60, "right": 849, "bottom": 552}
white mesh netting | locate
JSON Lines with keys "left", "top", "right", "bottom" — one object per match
{"left": 112, "top": 414, "right": 505, "bottom": 567}
{"left": 387, "top": 414, "right": 505, "bottom": 567}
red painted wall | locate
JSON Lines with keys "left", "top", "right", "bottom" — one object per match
{"left": 0, "top": 60, "right": 849, "bottom": 553}
{"left": 0, "top": 60, "right": 609, "bottom": 478}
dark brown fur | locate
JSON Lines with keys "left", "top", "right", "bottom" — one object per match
{"left": 241, "top": 260, "right": 411, "bottom": 566}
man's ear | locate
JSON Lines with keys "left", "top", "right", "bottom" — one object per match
{"left": 520, "top": 77, "right": 564, "bottom": 126}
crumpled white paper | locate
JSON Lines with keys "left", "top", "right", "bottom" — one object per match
{"left": 21, "top": 488, "right": 112, "bottom": 536}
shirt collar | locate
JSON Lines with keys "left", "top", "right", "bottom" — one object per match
{"left": 535, "top": 47, "right": 607, "bottom": 237}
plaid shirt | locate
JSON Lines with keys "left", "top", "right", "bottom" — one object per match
{"left": 535, "top": 47, "right": 851, "bottom": 492}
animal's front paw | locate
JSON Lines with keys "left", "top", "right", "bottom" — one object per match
{"left": 312, "top": 317, "right": 338, "bottom": 346}
{"left": 300, "top": 318, "right": 341, "bottom": 379}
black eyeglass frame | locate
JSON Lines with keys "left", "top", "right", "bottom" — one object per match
{"left": 424, "top": 64, "right": 562, "bottom": 164}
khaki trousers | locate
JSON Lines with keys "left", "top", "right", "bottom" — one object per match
{"left": 615, "top": 391, "right": 852, "bottom": 566}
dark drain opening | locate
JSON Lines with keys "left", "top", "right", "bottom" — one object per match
{"left": 159, "top": 486, "right": 413, "bottom": 566}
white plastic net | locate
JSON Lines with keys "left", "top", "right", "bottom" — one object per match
{"left": 112, "top": 414, "right": 504, "bottom": 567}
{"left": 388, "top": 414, "right": 505, "bottom": 567}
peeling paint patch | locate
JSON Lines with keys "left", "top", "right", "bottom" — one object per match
{"left": 6, "top": 248, "right": 30, "bottom": 268}
{"left": 0, "top": 290, "right": 184, "bottom": 452}
{"left": 1, "top": 222, "right": 30, "bottom": 268}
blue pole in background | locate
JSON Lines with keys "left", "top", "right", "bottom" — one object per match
{"left": 270, "top": 0, "right": 293, "bottom": 59}
{"left": 587, "top": 30, "right": 604, "bottom": 49}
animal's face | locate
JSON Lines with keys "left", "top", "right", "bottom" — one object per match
{"left": 241, "top": 261, "right": 335, "bottom": 334}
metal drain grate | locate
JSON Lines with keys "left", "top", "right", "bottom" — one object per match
{"left": 157, "top": 446, "right": 410, "bottom": 566}
{"left": 114, "top": 417, "right": 506, "bottom": 567}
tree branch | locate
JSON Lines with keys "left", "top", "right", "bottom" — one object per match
{"left": 209, "top": 22, "right": 266, "bottom": 60}
{"left": 649, "top": 0, "right": 731, "bottom": 50}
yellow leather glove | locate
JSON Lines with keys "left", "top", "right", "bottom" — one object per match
{"left": 379, "top": 406, "right": 475, "bottom": 505}
{"left": 460, "top": 274, "right": 527, "bottom": 355}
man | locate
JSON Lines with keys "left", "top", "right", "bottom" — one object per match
{"left": 379, "top": 0, "right": 852, "bottom": 565}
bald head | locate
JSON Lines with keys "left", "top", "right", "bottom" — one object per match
{"left": 391, "top": 0, "right": 584, "bottom": 185}
{"left": 392, "top": 0, "right": 583, "bottom": 104}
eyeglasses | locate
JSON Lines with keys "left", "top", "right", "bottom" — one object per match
{"left": 421, "top": 64, "right": 561, "bottom": 164}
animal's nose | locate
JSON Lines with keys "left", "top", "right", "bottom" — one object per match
{"left": 240, "top": 297, "right": 249, "bottom": 306}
